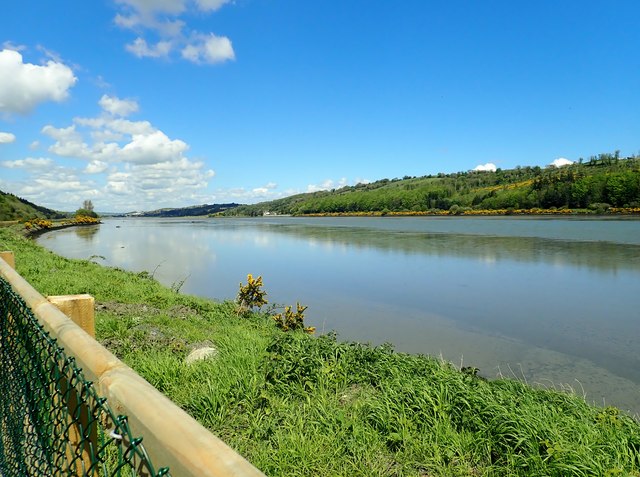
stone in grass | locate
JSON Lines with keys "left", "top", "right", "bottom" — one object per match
{"left": 185, "top": 346, "right": 218, "bottom": 364}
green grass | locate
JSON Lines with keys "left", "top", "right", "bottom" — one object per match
{"left": 2, "top": 226, "right": 640, "bottom": 476}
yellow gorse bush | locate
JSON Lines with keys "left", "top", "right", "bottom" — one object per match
{"left": 24, "top": 219, "right": 53, "bottom": 230}
{"left": 237, "top": 274, "right": 268, "bottom": 311}
{"left": 272, "top": 302, "right": 315, "bottom": 334}
{"left": 236, "top": 275, "right": 314, "bottom": 333}
{"left": 73, "top": 215, "right": 100, "bottom": 224}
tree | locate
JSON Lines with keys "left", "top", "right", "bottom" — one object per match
{"left": 76, "top": 199, "right": 98, "bottom": 218}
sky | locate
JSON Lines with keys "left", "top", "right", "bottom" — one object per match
{"left": 1, "top": 1, "right": 639, "bottom": 213}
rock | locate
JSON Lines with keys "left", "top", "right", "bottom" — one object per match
{"left": 185, "top": 346, "right": 218, "bottom": 364}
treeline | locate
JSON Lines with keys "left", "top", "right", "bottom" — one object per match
{"left": 135, "top": 203, "right": 241, "bottom": 217}
{"left": 223, "top": 152, "right": 640, "bottom": 216}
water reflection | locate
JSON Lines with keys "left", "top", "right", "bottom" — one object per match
{"left": 239, "top": 222, "right": 640, "bottom": 274}
{"left": 74, "top": 225, "right": 100, "bottom": 241}
{"left": 37, "top": 217, "right": 640, "bottom": 414}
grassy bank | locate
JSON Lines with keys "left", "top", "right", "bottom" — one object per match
{"left": 2, "top": 226, "right": 640, "bottom": 476}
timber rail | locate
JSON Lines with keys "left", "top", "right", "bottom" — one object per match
{"left": 0, "top": 251, "right": 265, "bottom": 477}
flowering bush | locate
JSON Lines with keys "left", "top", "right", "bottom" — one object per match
{"left": 24, "top": 219, "right": 53, "bottom": 230}
{"left": 272, "top": 302, "right": 315, "bottom": 334}
{"left": 236, "top": 274, "right": 268, "bottom": 313}
{"left": 73, "top": 215, "right": 100, "bottom": 224}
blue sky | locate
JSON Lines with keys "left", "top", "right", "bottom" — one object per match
{"left": 1, "top": 1, "right": 639, "bottom": 212}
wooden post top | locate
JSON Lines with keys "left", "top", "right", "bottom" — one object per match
{"left": 0, "top": 251, "right": 15, "bottom": 269}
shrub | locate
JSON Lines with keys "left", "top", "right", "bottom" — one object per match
{"left": 272, "top": 303, "right": 315, "bottom": 334}
{"left": 236, "top": 274, "right": 268, "bottom": 313}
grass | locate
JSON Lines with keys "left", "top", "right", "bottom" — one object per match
{"left": 2, "top": 225, "right": 640, "bottom": 476}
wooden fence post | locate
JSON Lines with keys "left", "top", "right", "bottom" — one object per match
{"left": 48, "top": 294, "right": 97, "bottom": 476}
{"left": 48, "top": 294, "right": 95, "bottom": 338}
{"left": 0, "top": 251, "right": 15, "bottom": 269}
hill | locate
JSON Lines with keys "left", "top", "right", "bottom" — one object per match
{"left": 127, "top": 203, "right": 241, "bottom": 217}
{"left": 0, "top": 190, "right": 65, "bottom": 221}
{"left": 222, "top": 152, "right": 640, "bottom": 216}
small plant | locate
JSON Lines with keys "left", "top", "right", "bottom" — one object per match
{"left": 272, "top": 302, "right": 315, "bottom": 334}
{"left": 236, "top": 274, "right": 268, "bottom": 313}
{"left": 171, "top": 274, "right": 190, "bottom": 294}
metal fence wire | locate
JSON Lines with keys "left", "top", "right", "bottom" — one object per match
{"left": 0, "top": 276, "right": 171, "bottom": 477}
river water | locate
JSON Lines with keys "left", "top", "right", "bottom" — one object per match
{"left": 38, "top": 216, "right": 640, "bottom": 414}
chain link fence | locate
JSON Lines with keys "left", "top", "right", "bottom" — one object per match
{"left": 0, "top": 275, "right": 171, "bottom": 476}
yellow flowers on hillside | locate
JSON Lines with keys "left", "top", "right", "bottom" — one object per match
{"left": 24, "top": 215, "right": 100, "bottom": 231}
{"left": 73, "top": 215, "right": 100, "bottom": 224}
{"left": 301, "top": 206, "right": 640, "bottom": 218}
{"left": 23, "top": 219, "right": 53, "bottom": 230}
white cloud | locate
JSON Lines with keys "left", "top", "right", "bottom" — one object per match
{"left": 181, "top": 34, "right": 234, "bottom": 64}
{"left": 194, "top": 0, "right": 231, "bottom": 12}
{"left": 85, "top": 160, "right": 109, "bottom": 174}
{"left": 42, "top": 124, "right": 92, "bottom": 158}
{"left": 125, "top": 38, "right": 173, "bottom": 58}
{"left": 99, "top": 95, "right": 139, "bottom": 116}
{"left": 473, "top": 163, "right": 497, "bottom": 172}
{"left": 0, "top": 132, "right": 16, "bottom": 144}
{"left": 307, "top": 178, "right": 348, "bottom": 193}
{"left": 120, "top": 130, "right": 189, "bottom": 164}
{"left": 2, "top": 41, "right": 26, "bottom": 52}
{"left": 1, "top": 157, "right": 53, "bottom": 169}
{"left": 115, "top": 0, "right": 188, "bottom": 16}
{"left": 549, "top": 157, "right": 574, "bottom": 168}
{"left": 0, "top": 49, "right": 77, "bottom": 115}
{"left": 114, "top": 0, "right": 234, "bottom": 65}
{"left": 252, "top": 182, "right": 278, "bottom": 196}
{"left": 16, "top": 94, "right": 218, "bottom": 211}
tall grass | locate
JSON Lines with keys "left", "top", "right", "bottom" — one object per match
{"left": 2, "top": 226, "right": 640, "bottom": 476}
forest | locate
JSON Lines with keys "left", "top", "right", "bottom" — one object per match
{"left": 223, "top": 152, "right": 640, "bottom": 216}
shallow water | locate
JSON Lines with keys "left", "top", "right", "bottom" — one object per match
{"left": 39, "top": 216, "right": 640, "bottom": 414}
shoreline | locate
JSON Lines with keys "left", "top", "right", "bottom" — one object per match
{"left": 24, "top": 221, "right": 102, "bottom": 239}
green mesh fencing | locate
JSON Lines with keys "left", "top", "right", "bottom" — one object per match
{"left": 0, "top": 276, "right": 171, "bottom": 476}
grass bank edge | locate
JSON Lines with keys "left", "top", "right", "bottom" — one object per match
{"left": 2, "top": 226, "right": 640, "bottom": 477}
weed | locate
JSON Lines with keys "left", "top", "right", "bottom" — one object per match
{"left": 171, "top": 274, "right": 190, "bottom": 293}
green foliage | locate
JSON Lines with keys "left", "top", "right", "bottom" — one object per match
{"left": 223, "top": 153, "right": 640, "bottom": 216}
{"left": 75, "top": 208, "right": 98, "bottom": 218}
{"left": 0, "top": 189, "right": 64, "bottom": 221}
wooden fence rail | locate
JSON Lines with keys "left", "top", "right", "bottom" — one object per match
{"left": 0, "top": 251, "right": 265, "bottom": 477}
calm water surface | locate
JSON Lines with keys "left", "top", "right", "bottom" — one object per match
{"left": 38, "top": 217, "right": 640, "bottom": 414}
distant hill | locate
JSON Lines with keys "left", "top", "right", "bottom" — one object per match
{"left": 0, "top": 190, "right": 65, "bottom": 221}
{"left": 223, "top": 152, "right": 640, "bottom": 216}
{"left": 127, "top": 203, "right": 241, "bottom": 217}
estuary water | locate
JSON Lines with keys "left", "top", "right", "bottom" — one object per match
{"left": 38, "top": 216, "right": 640, "bottom": 414}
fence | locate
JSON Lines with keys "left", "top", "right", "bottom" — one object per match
{"left": 0, "top": 252, "right": 265, "bottom": 477}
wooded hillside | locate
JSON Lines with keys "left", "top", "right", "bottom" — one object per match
{"left": 0, "top": 190, "right": 64, "bottom": 221}
{"left": 223, "top": 152, "right": 640, "bottom": 216}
